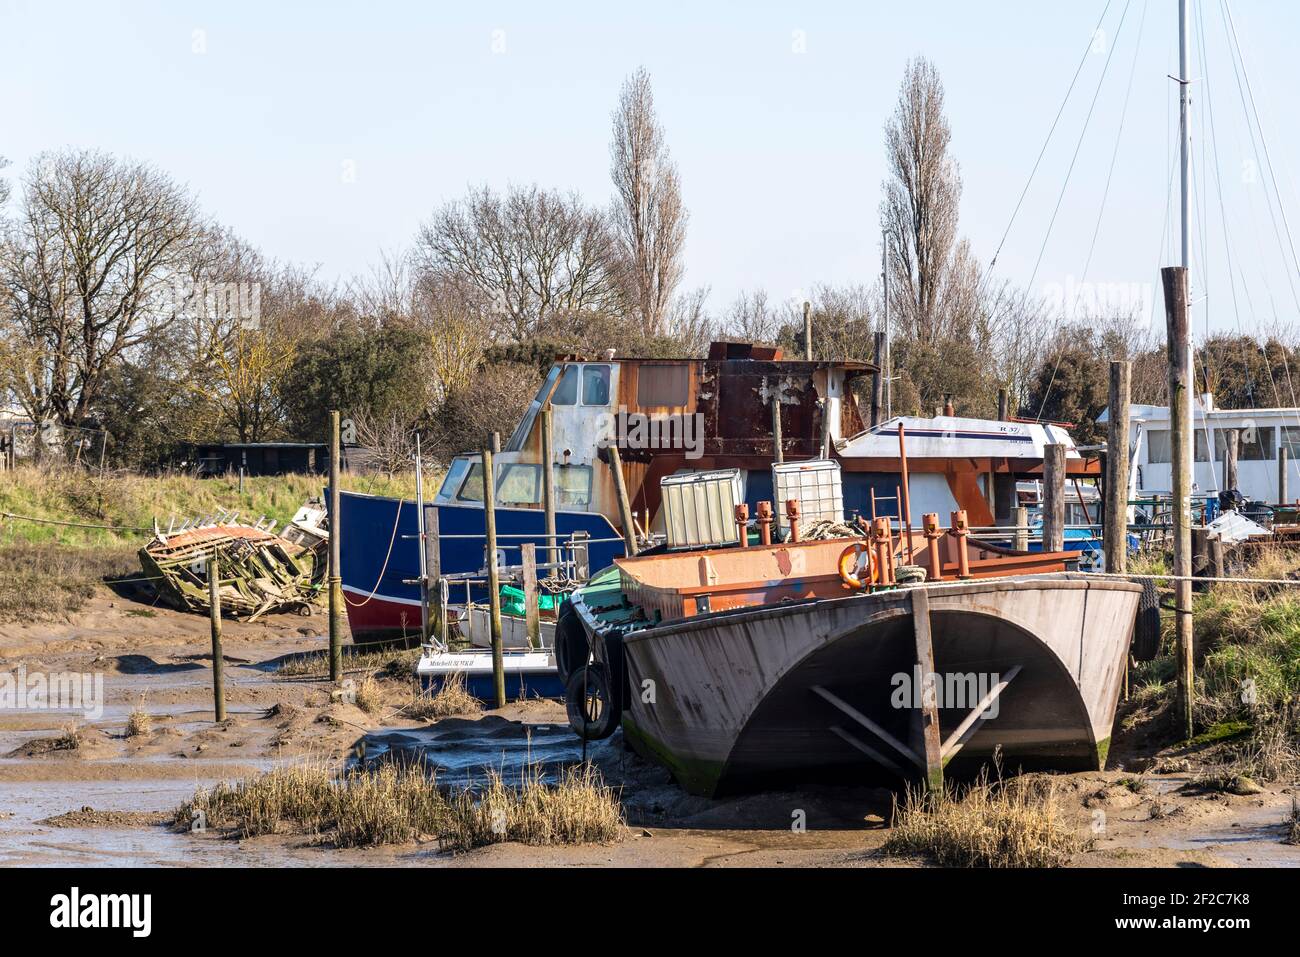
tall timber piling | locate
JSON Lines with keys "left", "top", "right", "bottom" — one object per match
{"left": 1163, "top": 265, "right": 1195, "bottom": 740}
{"left": 328, "top": 410, "right": 343, "bottom": 683}
{"left": 1281, "top": 447, "right": 1290, "bottom": 504}
{"left": 483, "top": 434, "right": 506, "bottom": 708}
{"left": 1105, "top": 361, "right": 1131, "bottom": 575}
{"left": 542, "top": 406, "right": 558, "bottom": 570}
{"left": 208, "top": 551, "right": 226, "bottom": 722}
{"left": 1042, "top": 443, "right": 1066, "bottom": 553}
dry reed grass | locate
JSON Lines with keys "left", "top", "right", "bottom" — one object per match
{"left": 175, "top": 759, "right": 624, "bottom": 850}
{"left": 883, "top": 767, "right": 1089, "bottom": 868}
{"left": 405, "top": 671, "right": 481, "bottom": 720}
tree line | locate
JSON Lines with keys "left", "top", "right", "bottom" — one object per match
{"left": 3, "top": 60, "right": 1298, "bottom": 471}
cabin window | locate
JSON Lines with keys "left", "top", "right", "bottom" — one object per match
{"left": 505, "top": 367, "right": 563, "bottom": 452}
{"left": 1147, "top": 430, "right": 1170, "bottom": 464}
{"left": 552, "top": 364, "right": 580, "bottom": 405}
{"left": 582, "top": 364, "right": 611, "bottom": 406}
{"left": 497, "top": 464, "right": 542, "bottom": 505}
{"left": 1215, "top": 426, "right": 1275, "bottom": 461}
{"left": 554, "top": 463, "right": 593, "bottom": 506}
{"left": 636, "top": 364, "right": 690, "bottom": 407}
{"left": 437, "top": 457, "right": 472, "bottom": 500}
{"left": 1195, "top": 431, "right": 1211, "bottom": 462}
{"left": 456, "top": 462, "right": 486, "bottom": 502}
{"left": 1282, "top": 426, "right": 1300, "bottom": 460}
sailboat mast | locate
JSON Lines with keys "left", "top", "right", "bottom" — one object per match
{"left": 1179, "top": 0, "right": 1192, "bottom": 272}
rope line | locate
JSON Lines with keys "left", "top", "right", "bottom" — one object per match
{"left": 342, "top": 499, "right": 403, "bottom": 607}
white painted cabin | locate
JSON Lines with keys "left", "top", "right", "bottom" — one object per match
{"left": 1100, "top": 395, "right": 1300, "bottom": 504}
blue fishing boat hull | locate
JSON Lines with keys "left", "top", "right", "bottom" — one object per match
{"left": 335, "top": 490, "right": 624, "bottom": 643}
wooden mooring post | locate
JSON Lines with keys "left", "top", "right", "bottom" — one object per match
{"left": 423, "top": 502, "right": 440, "bottom": 643}
{"left": 1280, "top": 446, "right": 1290, "bottom": 505}
{"left": 483, "top": 435, "right": 506, "bottom": 708}
{"left": 608, "top": 444, "right": 639, "bottom": 557}
{"left": 910, "top": 589, "right": 943, "bottom": 792}
{"left": 328, "top": 410, "right": 343, "bottom": 683}
{"left": 521, "top": 542, "right": 541, "bottom": 650}
{"left": 1162, "top": 265, "right": 1195, "bottom": 741}
{"left": 871, "top": 332, "right": 885, "bottom": 428}
{"left": 208, "top": 551, "right": 226, "bottom": 722}
{"left": 1014, "top": 506, "right": 1030, "bottom": 552}
{"left": 1104, "top": 360, "right": 1131, "bottom": 575}
{"left": 1224, "top": 428, "right": 1240, "bottom": 492}
{"left": 1042, "top": 444, "right": 1066, "bottom": 553}
{"left": 997, "top": 387, "right": 1009, "bottom": 422}
{"left": 541, "top": 406, "right": 558, "bottom": 571}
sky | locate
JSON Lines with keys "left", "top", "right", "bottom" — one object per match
{"left": 4, "top": 0, "right": 1300, "bottom": 341}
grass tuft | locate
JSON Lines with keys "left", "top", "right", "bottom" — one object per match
{"left": 125, "top": 703, "right": 152, "bottom": 738}
{"left": 440, "top": 763, "right": 625, "bottom": 852}
{"left": 883, "top": 767, "right": 1089, "bottom": 868}
{"left": 175, "top": 759, "right": 624, "bottom": 850}
{"left": 405, "top": 672, "right": 481, "bottom": 721}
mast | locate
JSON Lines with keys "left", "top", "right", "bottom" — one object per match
{"left": 1179, "top": 0, "right": 1192, "bottom": 273}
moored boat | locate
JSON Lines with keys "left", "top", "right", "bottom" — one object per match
{"left": 563, "top": 503, "right": 1140, "bottom": 796}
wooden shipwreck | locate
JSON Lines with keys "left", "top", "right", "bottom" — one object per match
{"left": 140, "top": 511, "right": 326, "bottom": 619}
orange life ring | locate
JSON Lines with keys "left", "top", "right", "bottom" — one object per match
{"left": 838, "top": 541, "right": 874, "bottom": 590}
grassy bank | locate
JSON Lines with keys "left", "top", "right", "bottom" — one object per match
{"left": 0, "top": 466, "right": 425, "bottom": 547}
{"left": 1126, "top": 545, "right": 1300, "bottom": 780}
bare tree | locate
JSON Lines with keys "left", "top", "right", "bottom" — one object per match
{"left": 415, "top": 184, "right": 619, "bottom": 342}
{"left": 881, "top": 58, "right": 963, "bottom": 345}
{"left": 610, "top": 67, "right": 687, "bottom": 337}
{"left": 0, "top": 149, "right": 202, "bottom": 434}
{"left": 0, "top": 156, "right": 10, "bottom": 208}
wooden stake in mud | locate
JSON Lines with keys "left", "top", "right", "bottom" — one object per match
{"left": 423, "top": 502, "right": 440, "bottom": 643}
{"left": 910, "top": 588, "right": 943, "bottom": 792}
{"left": 208, "top": 551, "right": 226, "bottom": 722}
{"left": 1042, "top": 443, "right": 1066, "bottom": 553}
{"left": 1104, "top": 360, "right": 1131, "bottom": 575}
{"left": 608, "top": 444, "right": 639, "bottom": 557}
{"left": 1162, "top": 265, "right": 1195, "bottom": 740}
{"left": 522, "top": 542, "right": 541, "bottom": 650}
{"left": 483, "top": 436, "right": 506, "bottom": 708}
{"left": 541, "top": 406, "right": 558, "bottom": 571}
{"left": 328, "top": 410, "right": 343, "bottom": 683}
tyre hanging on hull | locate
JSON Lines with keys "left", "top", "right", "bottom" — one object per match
{"left": 565, "top": 665, "right": 618, "bottom": 740}
{"left": 554, "top": 600, "right": 589, "bottom": 686}
{"left": 1131, "top": 578, "right": 1163, "bottom": 662}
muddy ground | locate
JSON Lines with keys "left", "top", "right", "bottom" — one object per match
{"left": 1, "top": 588, "right": 1297, "bottom": 867}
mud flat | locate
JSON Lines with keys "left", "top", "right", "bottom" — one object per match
{"left": 1, "top": 588, "right": 1297, "bottom": 868}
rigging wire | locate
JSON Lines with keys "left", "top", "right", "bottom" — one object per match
{"left": 1032, "top": 0, "right": 1136, "bottom": 422}
{"left": 981, "top": 0, "right": 1116, "bottom": 285}
{"left": 1078, "top": 0, "right": 1150, "bottom": 290}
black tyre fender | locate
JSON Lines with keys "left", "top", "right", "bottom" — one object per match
{"left": 565, "top": 665, "right": 618, "bottom": 740}
{"left": 554, "top": 601, "right": 589, "bottom": 686}
{"left": 1132, "top": 578, "right": 1162, "bottom": 662}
